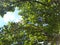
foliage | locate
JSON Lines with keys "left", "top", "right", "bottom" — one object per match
{"left": 0, "top": 0, "right": 60, "bottom": 45}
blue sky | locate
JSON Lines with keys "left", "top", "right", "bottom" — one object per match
{"left": 0, "top": 7, "right": 22, "bottom": 27}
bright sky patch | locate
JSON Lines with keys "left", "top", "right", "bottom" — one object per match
{"left": 0, "top": 7, "right": 22, "bottom": 27}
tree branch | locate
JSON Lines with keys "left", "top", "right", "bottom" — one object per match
{"left": 16, "top": 0, "right": 48, "bottom": 6}
{"left": 33, "top": 1, "right": 47, "bottom": 6}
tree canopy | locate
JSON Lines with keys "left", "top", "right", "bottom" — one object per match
{"left": 0, "top": 0, "right": 60, "bottom": 45}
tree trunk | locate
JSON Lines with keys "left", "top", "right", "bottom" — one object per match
{"left": 55, "top": 34, "right": 60, "bottom": 45}
{"left": 56, "top": 41, "right": 59, "bottom": 45}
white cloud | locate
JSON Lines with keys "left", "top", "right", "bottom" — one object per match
{"left": 3, "top": 12, "right": 15, "bottom": 23}
{"left": 0, "top": 7, "right": 22, "bottom": 27}
{"left": 3, "top": 12, "right": 22, "bottom": 24}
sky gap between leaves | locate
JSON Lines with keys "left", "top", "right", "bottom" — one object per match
{"left": 0, "top": 7, "right": 22, "bottom": 27}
